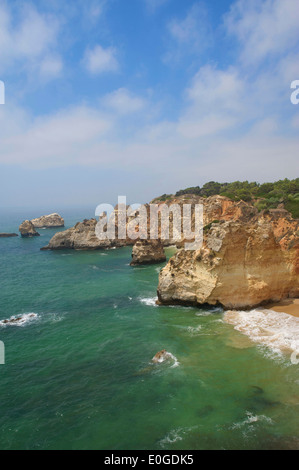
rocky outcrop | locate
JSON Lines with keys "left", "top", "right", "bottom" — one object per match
{"left": 31, "top": 213, "right": 64, "bottom": 228}
{"left": 41, "top": 218, "right": 134, "bottom": 251}
{"left": 0, "top": 313, "right": 37, "bottom": 326}
{"left": 157, "top": 220, "right": 299, "bottom": 310}
{"left": 0, "top": 233, "right": 18, "bottom": 238}
{"left": 19, "top": 221, "right": 40, "bottom": 238}
{"left": 152, "top": 350, "right": 173, "bottom": 363}
{"left": 41, "top": 219, "right": 106, "bottom": 250}
{"left": 130, "top": 240, "right": 166, "bottom": 266}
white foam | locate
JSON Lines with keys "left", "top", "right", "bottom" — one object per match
{"left": 224, "top": 309, "right": 299, "bottom": 358}
{"left": 152, "top": 351, "right": 180, "bottom": 368}
{"left": 159, "top": 426, "right": 198, "bottom": 448}
{"left": 140, "top": 297, "right": 158, "bottom": 307}
{"left": 187, "top": 325, "right": 202, "bottom": 336}
{"left": 0, "top": 313, "right": 39, "bottom": 327}
{"left": 231, "top": 412, "right": 273, "bottom": 430}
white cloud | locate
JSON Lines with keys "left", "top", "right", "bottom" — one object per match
{"left": 84, "top": 44, "right": 119, "bottom": 75}
{"left": 164, "top": 3, "right": 212, "bottom": 63}
{"left": 144, "top": 0, "right": 170, "bottom": 14}
{"left": 39, "top": 55, "right": 63, "bottom": 80}
{"left": 0, "top": 105, "right": 112, "bottom": 166}
{"left": 0, "top": 0, "right": 298, "bottom": 195}
{"left": 0, "top": 2, "right": 62, "bottom": 78}
{"left": 225, "top": 0, "right": 299, "bottom": 66}
{"left": 102, "top": 88, "right": 145, "bottom": 115}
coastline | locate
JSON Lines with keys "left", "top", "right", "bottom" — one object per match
{"left": 266, "top": 299, "right": 299, "bottom": 318}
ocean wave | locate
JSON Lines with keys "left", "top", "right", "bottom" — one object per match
{"left": 187, "top": 325, "right": 202, "bottom": 336}
{"left": 224, "top": 309, "right": 299, "bottom": 359}
{"left": 0, "top": 313, "right": 39, "bottom": 327}
{"left": 140, "top": 297, "right": 158, "bottom": 307}
{"left": 159, "top": 426, "right": 198, "bottom": 448}
{"left": 230, "top": 411, "right": 273, "bottom": 430}
{"left": 152, "top": 350, "right": 180, "bottom": 368}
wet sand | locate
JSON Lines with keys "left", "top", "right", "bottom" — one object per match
{"left": 266, "top": 299, "right": 299, "bottom": 318}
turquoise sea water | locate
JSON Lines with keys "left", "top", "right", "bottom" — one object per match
{"left": 0, "top": 208, "right": 298, "bottom": 450}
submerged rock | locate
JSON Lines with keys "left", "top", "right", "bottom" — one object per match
{"left": 0, "top": 233, "right": 18, "bottom": 238}
{"left": 31, "top": 213, "right": 64, "bottom": 228}
{"left": 0, "top": 313, "right": 37, "bottom": 326}
{"left": 19, "top": 220, "right": 40, "bottom": 238}
{"left": 130, "top": 240, "right": 166, "bottom": 266}
{"left": 152, "top": 350, "right": 174, "bottom": 363}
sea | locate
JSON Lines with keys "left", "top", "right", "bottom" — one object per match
{"left": 0, "top": 207, "right": 298, "bottom": 450}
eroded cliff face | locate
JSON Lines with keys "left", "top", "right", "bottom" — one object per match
{"left": 130, "top": 240, "right": 166, "bottom": 266}
{"left": 19, "top": 220, "right": 40, "bottom": 238}
{"left": 31, "top": 213, "right": 64, "bottom": 228}
{"left": 41, "top": 217, "right": 135, "bottom": 251}
{"left": 157, "top": 220, "right": 299, "bottom": 309}
{"left": 41, "top": 196, "right": 299, "bottom": 259}
{"left": 41, "top": 219, "right": 109, "bottom": 250}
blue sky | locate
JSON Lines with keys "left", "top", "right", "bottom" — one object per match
{"left": 0, "top": 0, "right": 298, "bottom": 209}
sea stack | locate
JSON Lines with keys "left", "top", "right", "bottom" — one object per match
{"left": 31, "top": 213, "right": 64, "bottom": 228}
{"left": 157, "top": 219, "right": 299, "bottom": 310}
{"left": 130, "top": 240, "right": 166, "bottom": 266}
{"left": 19, "top": 220, "right": 40, "bottom": 238}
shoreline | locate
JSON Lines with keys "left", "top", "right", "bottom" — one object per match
{"left": 265, "top": 299, "right": 299, "bottom": 318}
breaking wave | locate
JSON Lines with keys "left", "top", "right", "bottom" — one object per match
{"left": 0, "top": 313, "right": 39, "bottom": 327}
{"left": 140, "top": 297, "right": 158, "bottom": 307}
{"left": 224, "top": 309, "right": 299, "bottom": 358}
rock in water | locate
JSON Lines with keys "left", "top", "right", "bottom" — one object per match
{"left": 157, "top": 220, "right": 299, "bottom": 310}
{"left": 31, "top": 213, "right": 64, "bottom": 228}
{"left": 19, "top": 221, "right": 40, "bottom": 238}
{"left": 152, "top": 350, "right": 173, "bottom": 363}
{"left": 130, "top": 240, "right": 166, "bottom": 266}
{"left": 0, "top": 233, "right": 18, "bottom": 238}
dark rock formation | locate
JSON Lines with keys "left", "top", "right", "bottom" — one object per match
{"left": 0, "top": 233, "right": 18, "bottom": 238}
{"left": 19, "top": 221, "right": 40, "bottom": 238}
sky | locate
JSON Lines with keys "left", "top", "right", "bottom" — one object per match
{"left": 0, "top": 0, "right": 298, "bottom": 209}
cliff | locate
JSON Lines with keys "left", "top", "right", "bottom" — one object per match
{"left": 41, "top": 218, "right": 134, "bottom": 251}
{"left": 130, "top": 240, "right": 166, "bottom": 266}
{"left": 31, "top": 213, "right": 64, "bottom": 228}
{"left": 41, "top": 219, "right": 109, "bottom": 250}
{"left": 19, "top": 221, "right": 40, "bottom": 238}
{"left": 157, "top": 219, "right": 299, "bottom": 309}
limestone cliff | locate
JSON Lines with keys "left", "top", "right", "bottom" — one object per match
{"left": 41, "top": 218, "right": 134, "bottom": 251}
{"left": 41, "top": 219, "right": 109, "bottom": 250}
{"left": 157, "top": 219, "right": 299, "bottom": 309}
{"left": 19, "top": 221, "right": 40, "bottom": 238}
{"left": 130, "top": 240, "right": 166, "bottom": 266}
{"left": 31, "top": 213, "right": 64, "bottom": 228}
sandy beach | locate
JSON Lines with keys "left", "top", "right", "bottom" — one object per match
{"left": 266, "top": 299, "right": 299, "bottom": 318}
